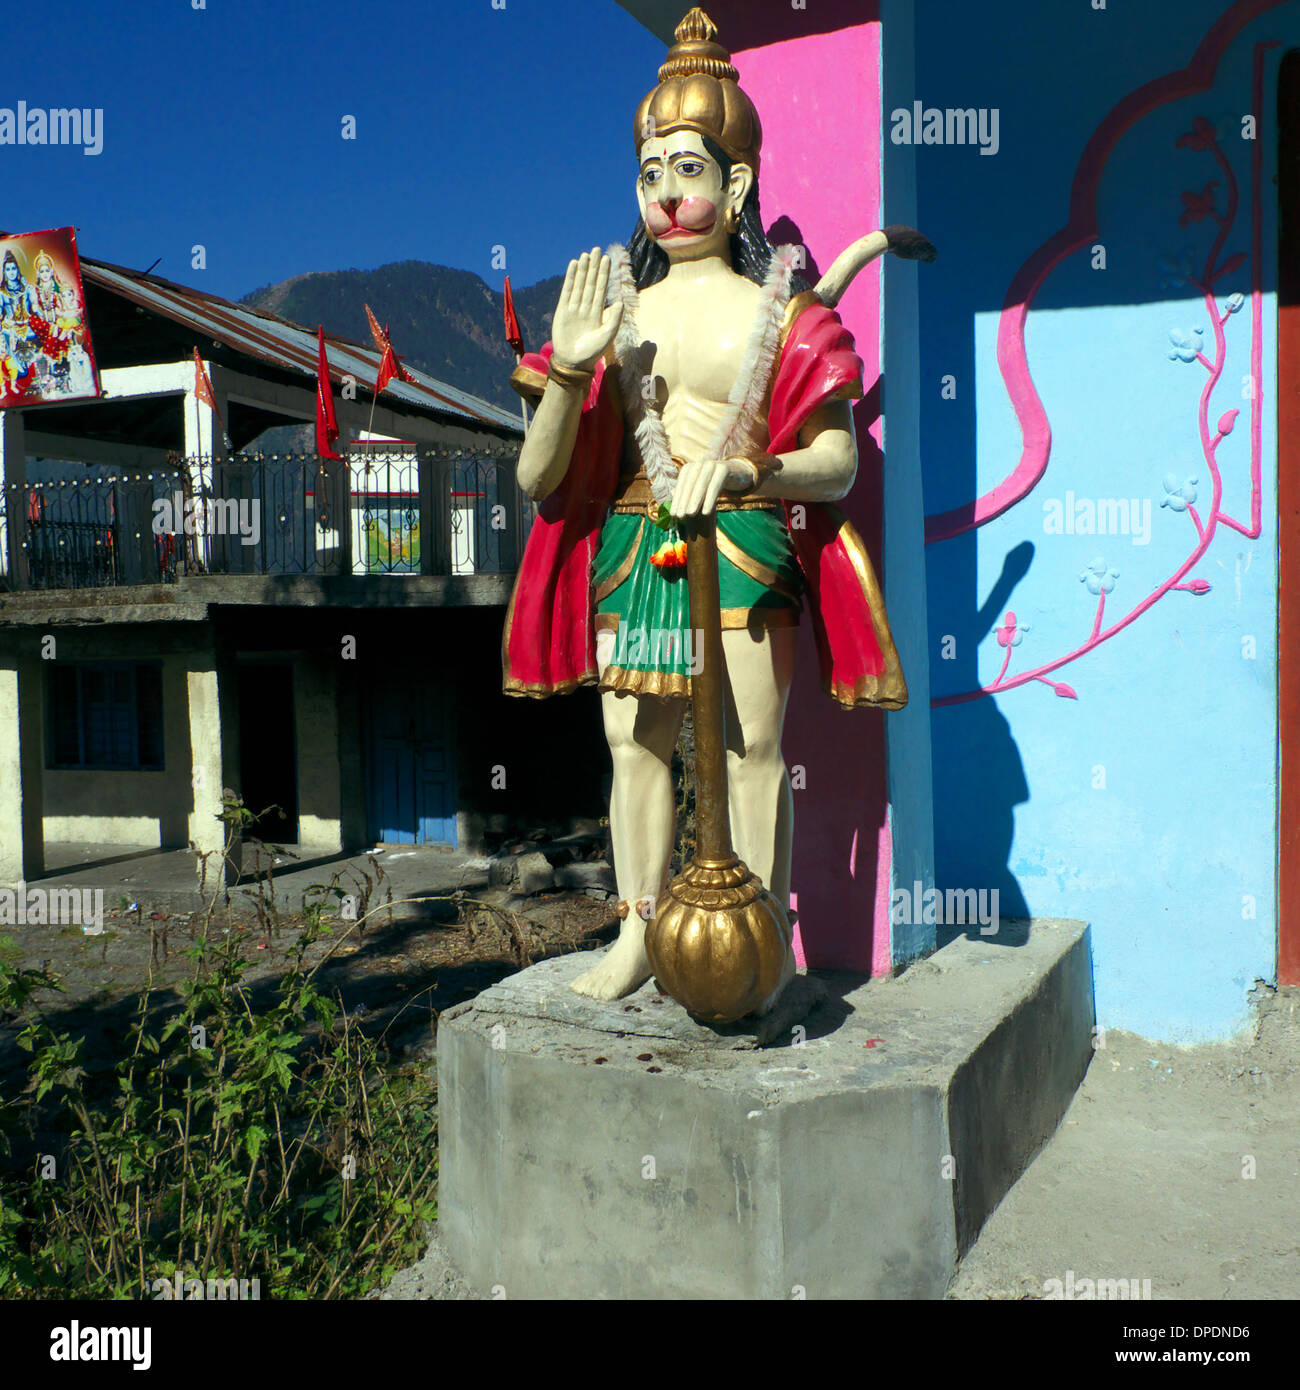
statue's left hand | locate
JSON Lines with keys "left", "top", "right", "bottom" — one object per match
{"left": 669, "top": 458, "right": 755, "bottom": 519}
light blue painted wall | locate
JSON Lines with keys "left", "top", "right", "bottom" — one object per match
{"left": 911, "top": 0, "right": 1295, "bottom": 1039}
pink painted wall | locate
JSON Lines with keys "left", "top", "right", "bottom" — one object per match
{"left": 727, "top": 16, "right": 893, "bottom": 975}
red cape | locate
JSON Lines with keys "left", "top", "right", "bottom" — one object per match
{"left": 503, "top": 299, "right": 906, "bottom": 710}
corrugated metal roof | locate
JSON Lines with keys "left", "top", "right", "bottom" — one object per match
{"left": 81, "top": 257, "right": 524, "bottom": 436}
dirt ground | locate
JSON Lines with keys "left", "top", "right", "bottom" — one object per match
{"left": 949, "top": 984, "right": 1300, "bottom": 1300}
{"left": 0, "top": 879, "right": 618, "bottom": 1076}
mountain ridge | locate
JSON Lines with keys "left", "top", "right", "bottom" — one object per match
{"left": 239, "top": 259, "right": 566, "bottom": 415}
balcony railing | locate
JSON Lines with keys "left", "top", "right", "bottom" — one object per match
{"left": 1, "top": 446, "right": 535, "bottom": 592}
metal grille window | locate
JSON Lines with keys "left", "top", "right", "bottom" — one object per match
{"left": 10, "top": 448, "right": 532, "bottom": 591}
{"left": 47, "top": 662, "right": 164, "bottom": 770}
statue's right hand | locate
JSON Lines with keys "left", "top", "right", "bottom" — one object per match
{"left": 550, "top": 247, "right": 625, "bottom": 373}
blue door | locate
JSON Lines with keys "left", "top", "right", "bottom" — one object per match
{"left": 365, "top": 674, "right": 457, "bottom": 846}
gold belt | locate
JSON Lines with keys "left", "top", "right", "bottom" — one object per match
{"left": 610, "top": 464, "right": 782, "bottom": 516}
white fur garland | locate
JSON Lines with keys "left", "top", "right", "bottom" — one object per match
{"left": 604, "top": 241, "right": 798, "bottom": 506}
{"left": 606, "top": 243, "right": 678, "bottom": 507}
{"left": 705, "top": 243, "right": 799, "bottom": 465}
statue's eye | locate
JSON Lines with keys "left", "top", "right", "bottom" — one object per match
{"left": 677, "top": 161, "right": 704, "bottom": 177}
{"left": 643, "top": 167, "right": 661, "bottom": 186}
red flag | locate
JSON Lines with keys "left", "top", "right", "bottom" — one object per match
{"left": 503, "top": 276, "right": 524, "bottom": 357}
{"left": 365, "top": 303, "right": 412, "bottom": 396}
{"left": 192, "top": 348, "right": 218, "bottom": 410}
{"left": 316, "top": 326, "right": 342, "bottom": 460}
{"left": 192, "top": 348, "right": 229, "bottom": 449}
{"left": 375, "top": 343, "right": 403, "bottom": 396}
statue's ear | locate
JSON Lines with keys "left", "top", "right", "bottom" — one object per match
{"left": 635, "top": 175, "right": 649, "bottom": 221}
{"left": 729, "top": 162, "right": 755, "bottom": 216}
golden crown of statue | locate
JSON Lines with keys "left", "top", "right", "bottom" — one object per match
{"left": 633, "top": 7, "right": 762, "bottom": 176}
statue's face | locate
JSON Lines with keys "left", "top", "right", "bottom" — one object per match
{"left": 4, "top": 262, "right": 18, "bottom": 289}
{"left": 636, "top": 129, "right": 752, "bottom": 262}
{"left": 37, "top": 264, "right": 53, "bottom": 286}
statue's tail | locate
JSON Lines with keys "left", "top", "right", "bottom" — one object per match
{"left": 814, "top": 225, "right": 938, "bottom": 307}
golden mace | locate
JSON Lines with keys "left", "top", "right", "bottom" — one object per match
{"left": 644, "top": 512, "right": 791, "bottom": 1023}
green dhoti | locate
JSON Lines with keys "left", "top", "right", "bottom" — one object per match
{"left": 594, "top": 506, "right": 803, "bottom": 698}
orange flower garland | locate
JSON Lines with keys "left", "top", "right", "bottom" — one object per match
{"left": 649, "top": 536, "right": 688, "bottom": 570}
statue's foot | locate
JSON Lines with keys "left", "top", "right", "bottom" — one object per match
{"left": 755, "top": 943, "right": 797, "bottom": 1017}
{"left": 571, "top": 927, "right": 653, "bottom": 1002}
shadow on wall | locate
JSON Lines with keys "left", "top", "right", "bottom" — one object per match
{"left": 932, "top": 537, "right": 1034, "bottom": 945}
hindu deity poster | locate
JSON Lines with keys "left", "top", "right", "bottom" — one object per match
{"left": 0, "top": 226, "right": 101, "bottom": 408}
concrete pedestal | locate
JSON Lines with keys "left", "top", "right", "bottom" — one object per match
{"left": 438, "top": 918, "right": 1093, "bottom": 1299}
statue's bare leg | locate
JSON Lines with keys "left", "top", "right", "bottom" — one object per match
{"left": 721, "top": 624, "right": 799, "bottom": 1010}
{"left": 572, "top": 624, "right": 796, "bottom": 1009}
{"left": 571, "top": 680, "right": 684, "bottom": 1000}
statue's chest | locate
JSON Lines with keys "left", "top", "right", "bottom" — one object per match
{"left": 631, "top": 287, "right": 761, "bottom": 404}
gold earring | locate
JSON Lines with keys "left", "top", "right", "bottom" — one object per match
{"left": 727, "top": 206, "right": 739, "bottom": 232}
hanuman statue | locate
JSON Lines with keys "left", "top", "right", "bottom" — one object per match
{"left": 504, "top": 8, "right": 928, "bottom": 1009}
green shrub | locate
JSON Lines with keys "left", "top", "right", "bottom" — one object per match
{"left": 0, "top": 798, "right": 436, "bottom": 1300}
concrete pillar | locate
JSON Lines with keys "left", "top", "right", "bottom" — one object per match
{"left": 159, "top": 653, "right": 194, "bottom": 848}
{"left": 294, "top": 652, "right": 343, "bottom": 852}
{"left": 0, "top": 410, "right": 28, "bottom": 588}
{"left": 182, "top": 372, "right": 227, "bottom": 574}
{"left": 182, "top": 372, "right": 226, "bottom": 459}
{"left": 880, "top": 0, "right": 937, "bottom": 965}
{"left": 336, "top": 659, "right": 367, "bottom": 852}
{"left": 186, "top": 646, "right": 242, "bottom": 885}
{"left": 0, "top": 643, "right": 45, "bottom": 884}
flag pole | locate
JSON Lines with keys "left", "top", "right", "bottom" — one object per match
{"left": 503, "top": 276, "right": 528, "bottom": 436}
{"left": 362, "top": 311, "right": 409, "bottom": 444}
{"left": 190, "top": 389, "right": 203, "bottom": 575}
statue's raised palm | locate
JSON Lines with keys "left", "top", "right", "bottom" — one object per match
{"left": 551, "top": 247, "right": 625, "bottom": 371}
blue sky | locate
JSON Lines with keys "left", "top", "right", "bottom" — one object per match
{"left": 4, "top": 0, "right": 660, "bottom": 299}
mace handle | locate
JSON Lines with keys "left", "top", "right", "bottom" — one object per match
{"left": 685, "top": 514, "right": 733, "bottom": 863}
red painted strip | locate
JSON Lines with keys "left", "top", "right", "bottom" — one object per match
{"left": 1277, "top": 50, "right": 1300, "bottom": 987}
